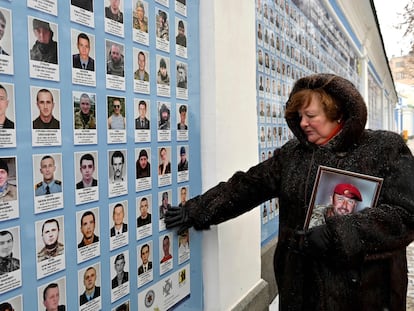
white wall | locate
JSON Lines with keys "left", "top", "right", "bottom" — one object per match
{"left": 199, "top": 0, "right": 262, "bottom": 310}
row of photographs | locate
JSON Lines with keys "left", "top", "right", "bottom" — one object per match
{"left": 11, "top": 0, "right": 187, "bottom": 48}
{"left": 257, "top": 9, "right": 325, "bottom": 59}
{"left": 258, "top": 74, "right": 298, "bottom": 99}
{"left": 1, "top": 25, "right": 189, "bottom": 94}
{"left": 257, "top": 24, "right": 353, "bottom": 83}
{"left": 0, "top": 147, "right": 189, "bottom": 216}
{"left": 259, "top": 125, "right": 291, "bottom": 145}
{"left": 257, "top": 20, "right": 323, "bottom": 59}
{"left": 258, "top": 26, "right": 355, "bottom": 86}
{"left": 0, "top": 8, "right": 189, "bottom": 86}
{"left": 1, "top": 262, "right": 190, "bottom": 310}
{"left": 29, "top": 0, "right": 187, "bottom": 30}
{"left": 257, "top": 0, "right": 355, "bottom": 67}
{"left": 256, "top": 1, "right": 359, "bottom": 82}
{"left": 0, "top": 84, "right": 189, "bottom": 148}
{"left": 257, "top": 40, "right": 321, "bottom": 76}
{"left": 257, "top": 0, "right": 297, "bottom": 23}
{"left": 0, "top": 202, "right": 190, "bottom": 278}
{"left": 1, "top": 294, "right": 130, "bottom": 311}
{"left": 0, "top": 259, "right": 190, "bottom": 311}
{"left": 258, "top": 100, "right": 285, "bottom": 121}
{"left": 0, "top": 222, "right": 189, "bottom": 305}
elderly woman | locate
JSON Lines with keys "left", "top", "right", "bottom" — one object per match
{"left": 165, "top": 74, "right": 414, "bottom": 310}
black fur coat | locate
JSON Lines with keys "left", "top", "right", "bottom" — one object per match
{"left": 186, "top": 74, "right": 414, "bottom": 310}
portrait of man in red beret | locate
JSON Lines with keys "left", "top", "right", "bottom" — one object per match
{"left": 308, "top": 183, "right": 362, "bottom": 228}
{"left": 326, "top": 183, "right": 362, "bottom": 217}
{"left": 306, "top": 166, "right": 383, "bottom": 230}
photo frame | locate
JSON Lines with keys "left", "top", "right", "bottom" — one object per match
{"left": 304, "top": 166, "right": 383, "bottom": 230}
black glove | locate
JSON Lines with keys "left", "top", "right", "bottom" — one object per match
{"left": 165, "top": 205, "right": 192, "bottom": 235}
{"left": 302, "top": 225, "right": 333, "bottom": 258}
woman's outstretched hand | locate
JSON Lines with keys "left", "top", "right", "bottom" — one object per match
{"left": 165, "top": 205, "right": 192, "bottom": 235}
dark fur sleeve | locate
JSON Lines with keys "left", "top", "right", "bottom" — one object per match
{"left": 188, "top": 149, "right": 282, "bottom": 230}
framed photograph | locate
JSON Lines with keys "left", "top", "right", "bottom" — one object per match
{"left": 304, "top": 166, "right": 383, "bottom": 230}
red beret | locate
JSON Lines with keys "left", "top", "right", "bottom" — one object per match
{"left": 333, "top": 183, "right": 362, "bottom": 201}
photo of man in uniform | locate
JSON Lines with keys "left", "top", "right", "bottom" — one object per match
{"left": 37, "top": 218, "right": 64, "bottom": 262}
{"left": 76, "top": 153, "right": 97, "bottom": 189}
{"left": 258, "top": 49, "right": 263, "bottom": 66}
{"left": 33, "top": 89, "right": 60, "bottom": 129}
{"left": 133, "top": 1, "right": 148, "bottom": 32}
{"left": 105, "top": 0, "right": 124, "bottom": 23}
{"left": 111, "top": 253, "right": 128, "bottom": 288}
{"left": 176, "top": 20, "right": 186, "bottom": 47}
{"left": 35, "top": 155, "right": 62, "bottom": 196}
{"left": 177, "top": 105, "right": 188, "bottom": 130}
{"left": 42, "top": 283, "right": 66, "bottom": 311}
{"left": 258, "top": 75, "right": 264, "bottom": 91}
{"left": 137, "top": 197, "right": 151, "bottom": 227}
{"left": 134, "top": 51, "right": 149, "bottom": 81}
{"left": 0, "top": 85, "right": 14, "bottom": 129}
{"left": 78, "top": 211, "right": 99, "bottom": 248}
{"left": 106, "top": 43, "right": 124, "bottom": 77}
{"left": 156, "top": 10, "right": 169, "bottom": 40}
{"left": 0, "top": 230, "right": 19, "bottom": 275}
{"left": 110, "top": 203, "right": 127, "bottom": 236}
{"left": 79, "top": 266, "right": 100, "bottom": 305}
{"left": 157, "top": 58, "right": 169, "bottom": 85}
{"left": 74, "top": 93, "right": 96, "bottom": 129}
{"left": 0, "top": 158, "right": 16, "bottom": 202}
{"left": 72, "top": 33, "right": 94, "bottom": 71}
{"left": 138, "top": 244, "right": 152, "bottom": 275}
{"left": 30, "top": 19, "right": 58, "bottom": 64}
{"left": 135, "top": 100, "right": 150, "bottom": 129}
{"left": 158, "top": 103, "right": 170, "bottom": 130}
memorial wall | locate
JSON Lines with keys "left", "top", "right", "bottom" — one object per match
{"left": 0, "top": 1, "right": 203, "bottom": 310}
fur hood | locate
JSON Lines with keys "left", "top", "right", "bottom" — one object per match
{"left": 286, "top": 74, "right": 367, "bottom": 150}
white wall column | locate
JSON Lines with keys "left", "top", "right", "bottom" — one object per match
{"left": 199, "top": 0, "right": 263, "bottom": 310}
